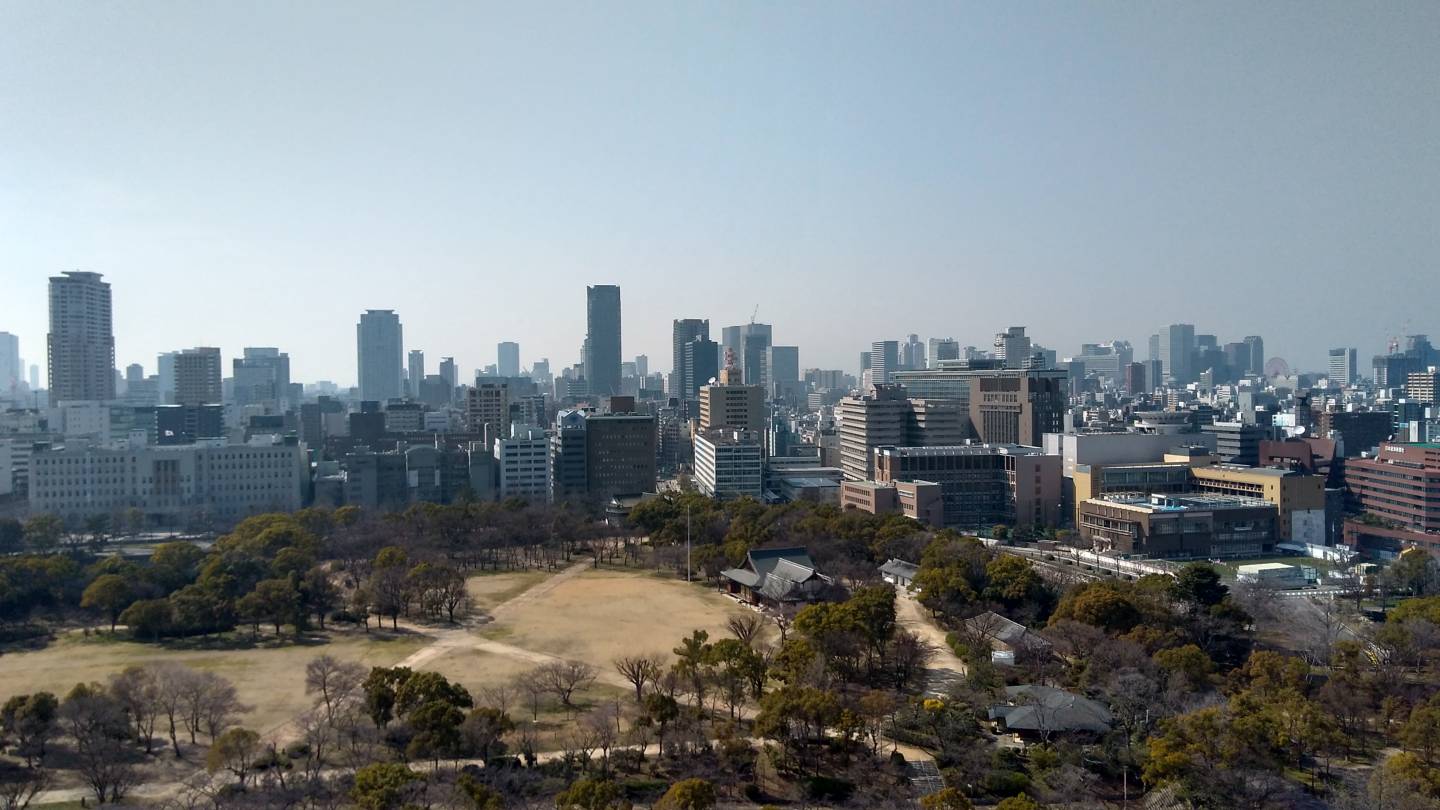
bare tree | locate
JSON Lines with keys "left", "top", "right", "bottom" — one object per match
{"left": 515, "top": 675, "right": 547, "bottom": 723}
{"left": 109, "top": 666, "right": 161, "bottom": 754}
{"left": 0, "top": 765, "right": 47, "bottom": 810}
{"left": 726, "top": 613, "right": 767, "bottom": 647}
{"left": 152, "top": 662, "right": 194, "bottom": 757}
{"left": 59, "top": 685, "right": 139, "bottom": 804}
{"left": 583, "top": 704, "right": 621, "bottom": 774}
{"left": 479, "top": 684, "right": 516, "bottom": 716}
{"left": 613, "top": 654, "right": 664, "bottom": 704}
{"left": 305, "top": 655, "right": 366, "bottom": 725}
{"left": 535, "top": 661, "right": 597, "bottom": 711}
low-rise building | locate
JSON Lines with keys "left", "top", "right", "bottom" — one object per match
{"left": 872, "top": 443, "right": 1062, "bottom": 530}
{"left": 1078, "top": 492, "right": 1277, "bottom": 559}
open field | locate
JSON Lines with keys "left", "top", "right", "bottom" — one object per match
{"left": 0, "top": 628, "right": 427, "bottom": 734}
{"left": 466, "top": 569, "right": 549, "bottom": 612}
{"left": 481, "top": 568, "right": 761, "bottom": 666}
{"left": 1213, "top": 555, "right": 1336, "bottom": 581}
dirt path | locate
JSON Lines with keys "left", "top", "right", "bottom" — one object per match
{"left": 894, "top": 587, "right": 967, "bottom": 696}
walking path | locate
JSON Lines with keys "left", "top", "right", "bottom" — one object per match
{"left": 893, "top": 587, "right": 968, "bottom": 697}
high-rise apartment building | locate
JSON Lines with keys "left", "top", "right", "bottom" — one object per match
{"left": 173, "top": 347, "right": 223, "bottom": 406}
{"left": 870, "top": 340, "right": 899, "bottom": 385}
{"left": 1158, "top": 324, "right": 1195, "bottom": 385}
{"left": 357, "top": 310, "right": 404, "bottom": 402}
{"left": 466, "top": 381, "right": 511, "bottom": 448}
{"left": 498, "top": 342, "right": 520, "bottom": 378}
{"left": 1328, "top": 347, "right": 1358, "bottom": 387}
{"left": 671, "top": 319, "right": 710, "bottom": 397}
{"left": 408, "top": 350, "right": 425, "bottom": 397}
{"left": 47, "top": 271, "right": 115, "bottom": 402}
{"left": 233, "top": 347, "right": 291, "bottom": 411}
{"left": 585, "top": 285, "right": 622, "bottom": 396}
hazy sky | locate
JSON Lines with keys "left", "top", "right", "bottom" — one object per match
{"left": 2, "top": 2, "right": 1436, "bottom": 385}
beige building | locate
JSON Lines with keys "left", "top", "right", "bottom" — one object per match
{"left": 698, "top": 382, "right": 764, "bottom": 433}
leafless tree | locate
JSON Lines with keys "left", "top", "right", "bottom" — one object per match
{"left": 584, "top": 704, "right": 621, "bottom": 773}
{"left": 0, "top": 765, "right": 47, "bottom": 810}
{"left": 726, "top": 613, "right": 767, "bottom": 647}
{"left": 612, "top": 653, "right": 664, "bottom": 703}
{"left": 152, "top": 662, "right": 193, "bottom": 757}
{"left": 515, "top": 675, "right": 547, "bottom": 723}
{"left": 535, "top": 661, "right": 597, "bottom": 710}
{"left": 59, "top": 686, "right": 139, "bottom": 804}
{"left": 305, "top": 655, "right": 366, "bottom": 724}
{"left": 109, "top": 666, "right": 161, "bottom": 754}
{"left": 182, "top": 671, "right": 246, "bottom": 743}
{"left": 479, "top": 684, "right": 516, "bottom": 716}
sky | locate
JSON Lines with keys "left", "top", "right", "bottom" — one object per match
{"left": 1, "top": 2, "right": 1436, "bottom": 385}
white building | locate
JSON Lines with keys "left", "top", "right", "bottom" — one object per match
{"left": 694, "top": 429, "right": 764, "bottom": 501}
{"left": 495, "top": 425, "right": 551, "bottom": 501}
{"left": 28, "top": 436, "right": 307, "bottom": 525}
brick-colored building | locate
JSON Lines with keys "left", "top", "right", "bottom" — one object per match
{"left": 1344, "top": 442, "right": 1440, "bottom": 559}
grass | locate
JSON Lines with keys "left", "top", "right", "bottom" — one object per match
{"left": 1213, "top": 555, "right": 1336, "bottom": 581}
{"left": 466, "top": 569, "right": 550, "bottom": 612}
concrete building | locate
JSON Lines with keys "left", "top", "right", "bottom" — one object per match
{"left": 0, "top": 332, "right": 19, "bottom": 398}
{"left": 29, "top": 436, "right": 307, "bottom": 525}
{"left": 694, "top": 429, "right": 764, "bottom": 501}
{"left": 969, "top": 368, "right": 1067, "bottom": 445}
{"left": 1344, "top": 442, "right": 1440, "bottom": 559}
{"left": 928, "top": 338, "right": 960, "bottom": 368}
{"left": 48, "top": 271, "right": 115, "bottom": 402}
{"left": 993, "top": 326, "right": 1032, "bottom": 369}
{"left": 699, "top": 382, "right": 765, "bottom": 433}
{"left": 1328, "top": 348, "right": 1358, "bottom": 387}
{"left": 1315, "top": 410, "right": 1392, "bottom": 456}
{"left": 233, "top": 348, "right": 291, "bottom": 412}
{"left": 585, "top": 285, "right": 622, "bottom": 396}
{"left": 872, "top": 443, "right": 1062, "bottom": 530}
{"left": 1079, "top": 493, "right": 1277, "bottom": 559}
{"left": 585, "top": 414, "right": 657, "bottom": 500}
{"left": 1406, "top": 371, "right": 1440, "bottom": 404}
{"left": 768, "top": 345, "right": 801, "bottom": 402}
{"left": 1243, "top": 336, "right": 1265, "bottom": 376}
{"left": 550, "top": 408, "right": 589, "bottom": 502}
{"left": 1202, "top": 421, "right": 1273, "bottom": 466}
{"left": 495, "top": 425, "right": 551, "bottom": 501}
{"left": 671, "top": 319, "right": 710, "bottom": 397}
{"left": 836, "top": 385, "right": 967, "bottom": 481}
{"left": 357, "top": 310, "right": 404, "bottom": 403}
{"left": 172, "top": 347, "right": 222, "bottom": 406}
{"left": 840, "top": 479, "right": 945, "bottom": 526}
{"left": 1189, "top": 464, "right": 1327, "bottom": 544}
{"left": 466, "top": 382, "right": 510, "bottom": 449}
{"left": 498, "top": 342, "right": 520, "bottom": 378}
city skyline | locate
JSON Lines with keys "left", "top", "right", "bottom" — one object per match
{"left": 2, "top": 3, "right": 1436, "bottom": 382}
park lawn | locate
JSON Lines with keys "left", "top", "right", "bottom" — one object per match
{"left": 466, "top": 569, "right": 550, "bottom": 612}
{"left": 1214, "top": 555, "right": 1336, "bottom": 581}
{"left": 0, "top": 628, "right": 426, "bottom": 735}
{"left": 484, "top": 568, "right": 760, "bottom": 670}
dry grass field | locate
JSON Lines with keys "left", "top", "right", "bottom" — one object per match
{"left": 0, "top": 628, "right": 427, "bottom": 734}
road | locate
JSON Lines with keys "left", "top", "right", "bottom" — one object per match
{"left": 893, "top": 587, "right": 967, "bottom": 697}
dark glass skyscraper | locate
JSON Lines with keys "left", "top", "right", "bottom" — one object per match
{"left": 585, "top": 285, "right": 622, "bottom": 396}
{"left": 671, "top": 318, "right": 709, "bottom": 397}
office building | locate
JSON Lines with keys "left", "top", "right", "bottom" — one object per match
{"left": 1189, "top": 464, "right": 1327, "bottom": 544}
{"left": 1201, "top": 421, "right": 1273, "bottom": 465}
{"left": 1328, "top": 348, "right": 1358, "bottom": 387}
{"left": 970, "top": 368, "right": 1067, "bottom": 445}
{"left": 694, "top": 429, "right": 764, "bottom": 501}
{"left": 721, "top": 323, "right": 772, "bottom": 389}
{"left": 928, "top": 338, "right": 960, "bottom": 368}
{"left": 993, "top": 326, "right": 1032, "bottom": 369}
{"left": 1157, "top": 324, "right": 1195, "bottom": 385}
{"left": 408, "top": 350, "right": 425, "bottom": 398}
{"left": 498, "top": 342, "right": 520, "bottom": 378}
{"left": 1243, "top": 336, "right": 1265, "bottom": 376}
{"left": 836, "top": 385, "right": 965, "bottom": 480}
{"left": 585, "top": 285, "right": 622, "bottom": 396}
{"left": 699, "top": 382, "right": 765, "bottom": 433}
{"left": 1344, "top": 442, "right": 1440, "bottom": 559}
{"left": 870, "top": 443, "right": 1062, "bottom": 530}
{"left": 495, "top": 425, "right": 552, "bottom": 501}
{"left": 47, "top": 271, "right": 115, "bottom": 402}
{"left": 1124, "top": 362, "right": 1147, "bottom": 395}
{"left": 584, "top": 414, "right": 657, "bottom": 499}
{"left": 439, "top": 357, "right": 458, "bottom": 391}
{"left": 29, "top": 436, "right": 307, "bottom": 525}
{"left": 233, "top": 347, "right": 291, "bottom": 411}
{"left": 0, "top": 332, "right": 19, "bottom": 397}
{"left": 173, "top": 347, "right": 223, "bottom": 406}
{"left": 768, "top": 345, "right": 800, "bottom": 401}
{"left": 550, "top": 409, "right": 589, "bottom": 502}
{"left": 466, "top": 382, "right": 510, "bottom": 448}
{"left": 671, "top": 319, "right": 711, "bottom": 396}
{"left": 901, "top": 334, "right": 926, "bottom": 371}
{"left": 681, "top": 337, "right": 720, "bottom": 409}
{"left": 156, "top": 403, "right": 224, "bottom": 444}
{"left": 869, "top": 340, "right": 899, "bottom": 385}
{"left": 1079, "top": 493, "right": 1277, "bottom": 559}
{"left": 357, "top": 310, "right": 404, "bottom": 402}
{"left": 1406, "top": 371, "right": 1440, "bottom": 404}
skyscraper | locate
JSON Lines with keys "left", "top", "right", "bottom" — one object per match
{"left": 993, "top": 326, "right": 1031, "bottom": 369}
{"left": 1329, "top": 347, "right": 1358, "bottom": 386}
{"left": 1158, "top": 323, "right": 1196, "bottom": 385}
{"left": 1243, "top": 336, "right": 1265, "bottom": 376}
{"left": 234, "top": 347, "right": 292, "bottom": 411}
{"left": 498, "top": 342, "right": 520, "bottom": 378}
{"left": 47, "top": 271, "right": 115, "bottom": 402}
{"left": 585, "top": 285, "right": 622, "bottom": 396}
{"left": 768, "top": 345, "right": 800, "bottom": 401}
{"left": 0, "top": 332, "right": 19, "bottom": 396}
{"left": 408, "top": 350, "right": 425, "bottom": 397}
{"left": 870, "top": 340, "right": 899, "bottom": 385}
{"left": 174, "top": 347, "right": 223, "bottom": 406}
{"left": 927, "top": 338, "right": 959, "bottom": 368}
{"left": 901, "top": 334, "right": 926, "bottom": 370}
{"left": 357, "top": 310, "right": 404, "bottom": 402}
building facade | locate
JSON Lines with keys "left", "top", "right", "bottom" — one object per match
{"left": 694, "top": 429, "right": 764, "bottom": 500}
{"left": 48, "top": 271, "right": 115, "bottom": 402}
{"left": 585, "top": 285, "right": 622, "bottom": 396}
{"left": 357, "top": 310, "right": 404, "bottom": 402}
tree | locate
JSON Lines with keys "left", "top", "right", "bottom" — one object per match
{"left": 118, "top": 599, "right": 172, "bottom": 642}
{"left": 536, "top": 661, "right": 597, "bottom": 710}
{"left": 81, "top": 574, "right": 133, "bottom": 632}
{"left": 108, "top": 667, "right": 161, "bottom": 754}
{"left": 455, "top": 773, "right": 504, "bottom": 810}
{"left": 248, "top": 577, "right": 304, "bottom": 635}
{"left": 1171, "top": 563, "right": 1229, "bottom": 611}
{"left": 461, "top": 707, "right": 514, "bottom": 765}
{"left": 1049, "top": 583, "right": 1140, "bottom": 633}
{"left": 22, "top": 515, "right": 62, "bottom": 553}
{"left": 555, "top": 777, "right": 632, "bottom": 810}
{"left": 59, "top": 683, "right": 138, "bottom": 804}
{"left": 655, "top": 778, "right": 716, "bottom": 810}
{"left": 995, "top": 796, "right": 1043, "bottom": 810}
{"left": 406, "top": 700, "right": 466, "bottom": 764}
{"left": 305, "top": 654, "right": 366, "bottom": 725}
{"left": 726, "top": 613, "right": 767, "bottom": 646}
{"left": 205, "top": 727, "right": 260, "bottom": 786}
{"left": 613, "top": 654, "right": 664, "bottom": 703}
{"left": 394, "top": 671, "right": 473, "bottom": 718}
{"left": 351, "top": 762, "right": 424, "bottom": 810}
{"left": 0, "top": 693, "right": 58, "bottom": 766}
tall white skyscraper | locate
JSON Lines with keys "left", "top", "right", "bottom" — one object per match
{"left": 498, "top": 342, "right": 520, "bottom": 378}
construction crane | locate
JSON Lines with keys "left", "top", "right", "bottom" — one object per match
{"left": 750, "top": 304, "right": 759, "bottom": 325}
